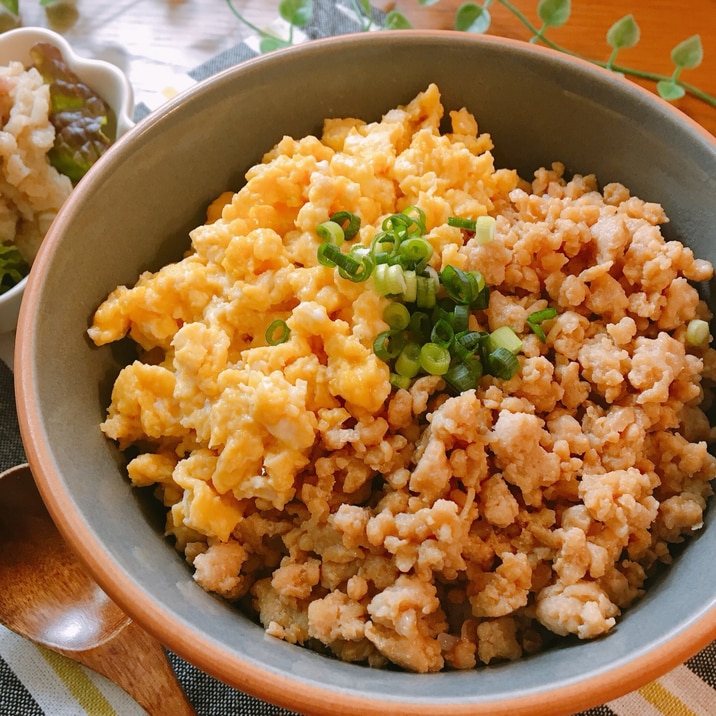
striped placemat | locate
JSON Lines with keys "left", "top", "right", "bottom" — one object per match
{"left": 1, "top": 1, "right": 715, "bottom": 713}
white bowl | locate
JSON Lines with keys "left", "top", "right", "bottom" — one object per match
{"left": 0, "top": 27, "right": 134, "bottom": 335}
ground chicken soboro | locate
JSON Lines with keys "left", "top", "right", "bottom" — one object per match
{"left": 88, "top": 84, "right": 716, "bottom": 673}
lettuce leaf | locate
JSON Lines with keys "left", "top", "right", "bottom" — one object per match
{"left": 30, "top": 42, "right": 116, "bottom": 184}
{"left": 0, "top": 243, "right": 29, "bottom": 295}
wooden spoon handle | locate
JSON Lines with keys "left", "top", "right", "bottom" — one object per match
{"left": 58, "top": 619, "right": 197, "bottom": 716}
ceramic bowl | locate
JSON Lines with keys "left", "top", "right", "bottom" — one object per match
{"left": 15, "top": 32, "right": 716, "bottom": 716}
{"left": 0, "top": 27, "right": 134, "bottom": 334}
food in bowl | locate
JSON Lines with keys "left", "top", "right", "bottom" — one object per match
{"left": 0, "top": 42, "right": 115, "bottom": 297}
{"left": 87, "top": 83, "right": 716, "bottom": 673}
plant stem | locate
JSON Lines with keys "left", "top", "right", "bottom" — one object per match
{"left": 224, "top": 0, "right": 272, "bottom": 39}
{"left": 494, "top": 0, "right": 716, "bottom": 108}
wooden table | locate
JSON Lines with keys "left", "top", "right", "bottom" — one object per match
{"left": 378, "top": 0, "right": 716, "bottom": 136}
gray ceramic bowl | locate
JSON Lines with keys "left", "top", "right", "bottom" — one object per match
{"left": 15, "top": 31, "right": 716, "bottom": 716}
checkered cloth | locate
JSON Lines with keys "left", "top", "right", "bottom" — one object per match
{"left": 1, "top": 1, "right": 715, "bottom": 713}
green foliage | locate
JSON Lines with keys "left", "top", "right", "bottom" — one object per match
{"left": 606, "top": 14, "right": 640, "bottom": 50}
{"left": 0, "top": 0, "right": 18, "bottom": 14}
{"left": 0, "top": 243, "right": 28, "bottom": 295}
{"left": 671, "top": 35, "right": 703, "bottom": 69}
{"left": 455, "top": 3, "right": 491, "bottom": 33}
{"left": 384, "top": 10, "right": 412, "bottom": 29}
{"left": 279, "top": 0, "right": 313, "bottom": 27}
{"left": 223, "top": 0, "right": 713, "bottom": 110}
{"left": 537, "top": 0, "right": 570, "bottom": 28}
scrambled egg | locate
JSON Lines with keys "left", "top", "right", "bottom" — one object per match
{"left": 89, "top": 85, "right": 716, "bottom": 673}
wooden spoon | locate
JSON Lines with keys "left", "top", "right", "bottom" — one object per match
{"left": 0, "top": 464, "right": 196, "bottom": 716}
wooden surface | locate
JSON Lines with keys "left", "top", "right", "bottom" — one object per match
{"left": 378, "top": 0, "right": 716, "bottom": 137}
{"left": 0, "top": 465, "right": 196, "bottom": 715}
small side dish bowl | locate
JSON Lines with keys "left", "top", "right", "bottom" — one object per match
{"left": 0, "top": 26, "right": 134, "bottom": 334}
{"left": 15, "top": 31, "right": 716, "bottom": 716}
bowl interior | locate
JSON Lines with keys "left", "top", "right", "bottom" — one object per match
{"left": 17, "top": 32, "right": 716, "bottom": 716}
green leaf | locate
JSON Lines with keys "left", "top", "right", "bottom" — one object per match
{"left": 0, "top": 243, "right": 29, "bottom": 295}
{"left": 671, "top": 34, "right": 703, "bottom": 69}
{"left": 537, "top": 0, "right": 571, "bottom": 28}
{"left": 384, "top": 11, "right": 412, "bottom": 29}
{"left": 455, "top": 4, "right": 491, "bottom": 33}
{"left": 279, "top": 0, "right": 313, "bottom": 27}
{"left": 357, "top": 0, "right": 370, "bottom": 13}
{"left": 657, "top": 80, "right": 686, "bottom": 101}
{"left": 418, "top": 0, "right": 441, "bottom": 5}
{"left": 606, "top": 14, "right": 640, "bottom": 50}
{"left": 259, "top": 36, "right": 290, "bottom": 53}
{"left": 0, "top": 0, "right": 18, "bottom": 14}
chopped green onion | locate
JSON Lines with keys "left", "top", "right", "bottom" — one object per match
{"left": 686, "top": 319, "right": 711, "bottom": 347}
{"left": 430, "top": 318, "right": 454, "bottom": 348}
{"left": 419, "top": 342, "right": 451, "bottom": 376}
{"left": 338, "top": 248, "right": 374, "bottom": 282}
{"left": 395, "top": 342, "right": 422, "bottom": 378}
{"left": 416, "top": 273, "right": 437, "bottom": 309}
{"left": 316, "top": 220, "right": 345, "bottom": 245}
{"left": 329, "top": 211, "right": 361, "bottom": 240}
{"left": 451, "top": 304, "right": 470, "bottom": 333}
{"left": 487, "top": 346, "right": 520, "bottom": 380}
{"left": 373, "top": 330, "right": 405, "bottom": 361}
{"left": 265, "top": 319, "right": 290, "bottom": 345}
{"left": 526, "top": 307, "right": 558, "bottom": 342}
{"left": 441, "top": 265, "right": 482, "bottom": 305}
{"left": 402, "top": 269, "right": 417, "bottom": 303}
{"left": 447, "top": 216, "right": 477, "bottom": 231}
{"left": 408, "top": 311, "right": 432, "bottom": 341}
{"left": 470, "top": 284, "right": 490, "bottom": 311}
{"left": 390, "top": 373, "right": 412, "bottom": 390}
{"left": 402, "top": 205, "right": 427, "bottom": 236}
{"left": 453, "top": 330, "right": 484, "bottom": 361}
{"left": 445, "top": 359, "right": 483, "bottom": 392}
{"left": 371, "top": 231, "right": 395, "bottom": 256}
{"left": 374, "top": 263, "right": 407, "bottom": 295}
{"left": 384, "top": 302, "right": 411, "bottom": 331}
{"left": 399, "top": 237, "right": 433, "bottom": 269}
{"left": 488, "top": 325, "right": 523, "bottom": 355}
{"left": 474, "top": 215, "right": 496, "bottom": 245}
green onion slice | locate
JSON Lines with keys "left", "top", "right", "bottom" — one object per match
{"left": 419, "top": 342, "right": 451, "bottom": 376}
{"left": 487, "top": 346, "right": 520, "bottom": 380}
{"left": 416, "top": 271, "right": 438, "bottom": 309}
{"left": 265, "top": 319, "right": 290, "bottom": 345}
{"left": 399, "top": 237, "right": 433, "bottom": 270}
{"left": 384, "top": 302, "right": 411, "bottom": 331}
{"left": 338, "top": 251, "right": 374, "bottom": 282}
{"left": 316, "top": 220, "right": 345, "bottom": 245}
{"left": 395, "top": 342, "right": 422, "bottom": 378}
{"left": 451, "top": 304, "right": 470, "bottom": 333}
{"left": 445, "top": 358, "right": 483, "bottom": 392}
{"left": 430, "top": 318, "right": 455, "bottom": 348}
{"left": 374, "top": 263, "right": 407, "bottom": 295}
{"left": 686, "top": 318, "right": 711, "bottom": 347}
{"left": 408, "top": 311, "right": 432, "bottom": 341}
{"left": 373, "top": 330, "right": 405, "bottom": 361}
{"left": 441, "top": 265, "right": 482, "bottom": 305}
{"left": 526, "top": 307, "right": 558, "bottom": 342}
{"left": 488, "top": 325, "right": 523, "bottom": 355}
{"left": 390, "top": 372, "right": 412, "bottom": 390}
{"left": 474, "top": 215, "right": 496, "bottom": 245}
{"left": 329, "top": 211, "right": 361, "bottom": 240}
{"left": 447, "top": 216, "right": 477, "bottom": 231}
